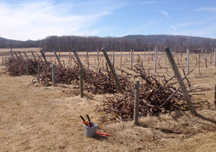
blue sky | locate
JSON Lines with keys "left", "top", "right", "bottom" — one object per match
{"left": 0, "top": 0, "right": 216, "bottom": 40}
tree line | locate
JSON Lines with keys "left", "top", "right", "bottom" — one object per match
{"left": 1, "top": 35, "right": 216, "bottom": 53}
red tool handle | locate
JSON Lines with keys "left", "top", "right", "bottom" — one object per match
{"left": 96, "top": 132, "right": 111, "bottom": 136}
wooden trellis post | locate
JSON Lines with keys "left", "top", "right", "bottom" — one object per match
{"left": 79, "top": 69, "right": 84, "bottom": 98}
{"left": 31, "top": 51, "right": 37, "bottom": 60}
{"left": 38, "top": 62, "right": 40, "bottom": 79}
{"left": 23, "top": 51, "right": 29, "bottom": 61}
{"left": 59, "top": 47, "right": 61, "bottom": 61}
{"left": 72, "top": 49, "right": 90, "bottom": 82}
{"left": 18, "top": 51, "right": 24, "bottom": 60}
{"left": 52, "top": 65, "right": 56, "bottom": 87}
{"left": 154, "top": 48, "right": 158, "bottom": 72}
{"left": 214, "top": 49, "right": 216, "bottom": 67}
{"left": 199, "top": 53, "right": 201, "bottom": 75}
{"left": 165, "top": 52, "right": 167, "bottom": 65}
{"left": 205, "top": 49, "right": 208, "bottom": 68}
{"left": 26, "top": 60, "right": 29, "bottom": 75}
{"left": 187, "top": 49, "right": 190, "bottom": 74}
{"left": 134, "top": 80, "right": 140, "bottom": 125}
{"left": 164, "top": 47, "right": 197, "bottom": 116}
{"left": 215, "top": 82, "right": 216, "bottom": 108}
{"left": 86, "top": 50, "right": 89, "bottom": 69}
{"left": 53, "top": 49, "right": 63, "bottom": 68}
{"left": 131, "top": 49, "right": 134, "bottom": 69}
{"left": 102, "top": 48, "right": 123, "bottom": 94}
{"left": 14, "top": 52, "right": 18, "bottom": 58}
{"left": 97, "top": 48, "right": 100, "bottom": 66}
{"left": 40, "top": 51, "right": 49, "bottom": 67}
{"left": 10, "top": 48, "right": 14, "bottom": 61}
{"left": 2, "top": 57, "right": 4, "bottom": 65}
{"left": 112, "top": 50, "right": 115, "bottom": 67}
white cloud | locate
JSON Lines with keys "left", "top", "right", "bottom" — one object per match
{"left": 171, "top": 26, "right": 177, "bottom": 31}
{"left": 153, "top": 9, "right": 172, "bottom": 20}
{"left": 0, "top": 0, "right": 125, "bottom": 40}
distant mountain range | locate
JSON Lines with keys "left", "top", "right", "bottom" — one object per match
{"left": 0, "top": 37, "right": 31, "bottom": 42}
{"left": 0, "top": 34, "right": 215, "bottom": 49}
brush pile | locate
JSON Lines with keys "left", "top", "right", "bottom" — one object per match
{"left": 84, "top": 68, "right": 130, "bottom": 94}
{"left": 5, "top": 56, "right": 196, "bottom": 119}
{"left": 39, "top": 64, "right": 80, "bottom": 86}
{"left": 5, "top": 57, "right": 40, "bottom": 76}
{"left": 97, "top": 64, "right": 188, "bottom": 120}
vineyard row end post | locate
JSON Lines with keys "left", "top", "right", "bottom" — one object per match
{"left": 164, "top": 47, "right": 197, "bottom": 116}
{"left": 102, "top": 47, "right": 123, "bottom": 94}
{"left": 72, "top": 49, "right": 90, "bottom": 82}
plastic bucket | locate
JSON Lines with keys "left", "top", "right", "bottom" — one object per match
{"left": 83, "top": 123, "right": 98, "bottom": 137}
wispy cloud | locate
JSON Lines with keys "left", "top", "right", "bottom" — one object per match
{"left": 0, "top": 0, "right": 126, "bottom": 40}
{"left": 175, "top": 25, "right": 216, "bottom": 38}
{"left": 140, "top": 1, "right": 158, "bottom": 4}
{"left": 153, "top": 9, "right": 172, "bottom": 20}
{"left": 196, "top": 7, "right": 216, "bottom": 11}
{"left": 171, "top": 26, "right": 177, "bottom": 31}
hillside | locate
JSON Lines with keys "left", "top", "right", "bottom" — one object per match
{"left": 123, "top": 34, "right": 216, "bottom": 45}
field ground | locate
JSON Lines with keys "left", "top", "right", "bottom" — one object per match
{"left": 0, "top": 48, "right": 216, "bottom": 151}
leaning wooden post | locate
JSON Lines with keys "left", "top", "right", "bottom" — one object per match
{"left": 18, "top": 51, "right": 24, "bottom": 60}
{"left": 31, "top": 51, "right": 37, "bottom": 60}
{"left": 164, "top": 47, "right": 198, "bottom": 116}
{"left": 14, "top": 52, "right": 18, "bottom": 58}
{"left": 26, "top": 60, "right": 29, "bottom": 75}
{"left": 102, "top": 47, "right": 123, "bottom": 94}
{"left": 134, "top": 80, "right": 140, "bottom": 125}
{"left": 72, "top": 49, "right": 90, "bottom": 81}
{"left": 23, "top": 51, "right": 29, "bottom": 61}
{"left": 52, "top": 65, "right": 56, "bottom": 87}
{"left": 79, "top": 69, "right": 84, "bottom": 98}
{"left": 154, "top": 48, "right": 158, "bottom": 72}
{"left": 53, "top": 49, "right": 63, "bottom": 68}
{"left": 40, "top": 51, "right": 49, "bottom": 67}
{"left": 148, "top": 50, "right": 150, "bottom": 63}
{"left": 186, "top": 49, "right": 190, "bottom": 74}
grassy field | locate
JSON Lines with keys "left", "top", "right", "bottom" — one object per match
{"left": 0, "top": 48, "right": 216, "bottom": 151}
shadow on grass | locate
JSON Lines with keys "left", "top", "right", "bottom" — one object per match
{"left": 197, "top": 114, "right": 216, "bottom": 124}
{"left": 93, "top": 134, "right": 109, "bottom": 140}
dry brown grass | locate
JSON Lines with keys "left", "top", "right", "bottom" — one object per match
{"left": 0, "top": 49, "right": 216, "bottom": 152}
